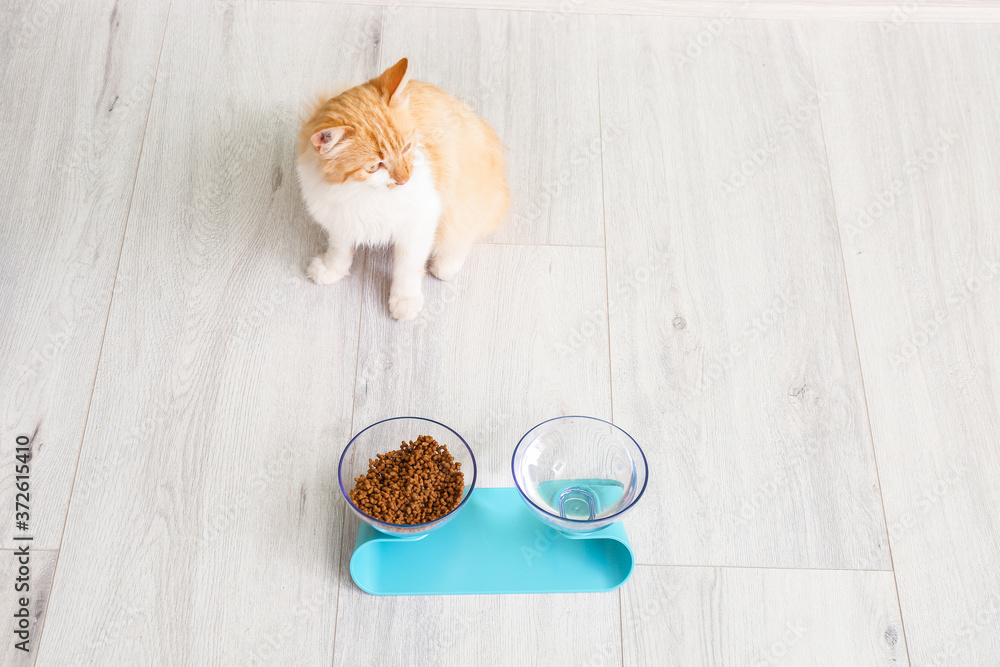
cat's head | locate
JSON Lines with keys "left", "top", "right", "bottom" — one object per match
{"left": 301, "top": 58, "right": 417, "bottom": 189}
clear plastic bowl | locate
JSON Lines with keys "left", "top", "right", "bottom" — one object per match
{"left": 338, "top": 417, "right": 477, "bottom": 538}
{"left": 512, "top": 416, "right": 648, "bottom": 534}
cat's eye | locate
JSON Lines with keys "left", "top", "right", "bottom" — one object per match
{"left": 366, "top": 162, "right": 381, "bottom": 173}
{"left": 403, "top": 142, "right": 413, "bottom": 153}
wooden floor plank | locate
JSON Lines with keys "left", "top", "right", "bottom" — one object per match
{"left": 810, "top": 21, "right": 1000, "bottom": 665}
{"left": 622, "top": 565, "right": 906, "bottom": 666}
{"left": 34, "top": 2, "right": 377, "bottom": 664}
{"left": 598, "top": 16, "right": 890, "bottom": 569}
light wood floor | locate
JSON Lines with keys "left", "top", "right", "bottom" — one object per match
{"left": 2, "top": 1, "right": 998, "bottom": 665}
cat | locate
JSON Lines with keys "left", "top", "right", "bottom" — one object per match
{"left": 296, "top": 58, "right": 509, "bottom": 320}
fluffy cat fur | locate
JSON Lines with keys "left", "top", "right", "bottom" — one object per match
{"left": 296, "top": 58, "right": 509, "bottom": 320}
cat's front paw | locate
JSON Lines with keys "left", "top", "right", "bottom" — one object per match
{"left": 388, "top": 291, "right": 424, "bottom": 321}
{"left": 307, "top": 256, "right": 348, "bottom": 285}
{"left": 429, "top": 256, "right": 463, "bottom": 282}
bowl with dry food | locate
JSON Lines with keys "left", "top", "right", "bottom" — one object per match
{"left": 339, "top": 417, "right": 477, "bottom": 538}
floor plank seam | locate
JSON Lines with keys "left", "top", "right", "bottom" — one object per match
{"left": 594, "top": 24, "right": 625, "bottom": 666}
{"left": 273, "top": 0, "right": 1000, "bottom": 23}
{"left": 594, "top": 19, "right": 615, "bottom": 429}
{"left": 482, "top": 241, "right": 605, "bottom": 249}
{"left": 330, "top": 8, "right": 387, "bottom": 664}
{"left": 634, "top": 562, "right": 896, "bottom": 572}
{"left": 803, "top": 27, "right": 913, "bottom": 665}
{"left": 331, "top": 247, "right": 370, "bottom": 667}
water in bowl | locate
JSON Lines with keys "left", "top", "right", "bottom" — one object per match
{"left": 537, "top": 479, "right": 627, "bottom": 520}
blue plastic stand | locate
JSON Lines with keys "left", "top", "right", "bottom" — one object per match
{"left": 350, "top": 487, "right": 635, "bottom": 595}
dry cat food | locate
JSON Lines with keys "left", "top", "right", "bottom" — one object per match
{"left": 350, "top": 435, "right": 465, "bottom": 525}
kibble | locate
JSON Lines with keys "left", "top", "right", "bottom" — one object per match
{"left": 350, "top": 435, "right": 465, "bottom": 525}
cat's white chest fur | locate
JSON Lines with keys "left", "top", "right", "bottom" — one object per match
{"left": 296, "top": 148, "right": 442, "bottom": 247}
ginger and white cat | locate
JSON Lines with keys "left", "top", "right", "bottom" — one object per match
{"left": 296, "top": 58, "right": 509, "bottom": 320}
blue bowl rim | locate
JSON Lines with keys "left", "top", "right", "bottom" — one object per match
{"left": 338, "top": 416, "right": 478, "bottom": 531}
{"left": 511, "top": 415, "right": 649, "bottom": 525}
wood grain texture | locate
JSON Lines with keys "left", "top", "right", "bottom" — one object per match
{"left": 1, "top": 549, "right": 57, "bottom": 666}
{"left": 33, "top": 2, "right": 378, "bottom": 664}
{"left": 380, "top": 6, "right": 604, "bottom": 246}
{"left": 352, "top": 243, "right": 611, "bottom": 487}
{"left": 281, "top": 0, "right": 1000, "bottom": 22}
{"left": 0, "top": 0, "right": 168, "bottom": 550}
{"left": 333, "top": 516, "right": 621, "bottom": 667}
{"left": 622, "top": 565, "right": 906, "bottom": 666}
{"left": 598, "top": 16, "right": 889, "bottom": 569}
{"left": 810, "top": 22, "right": 1000, "bottom": 666}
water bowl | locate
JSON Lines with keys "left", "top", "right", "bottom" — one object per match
{"left": 339, "top": 417, "right": 477, "bottom": 539}
{"left": 512, "top": 416, "right": 648, "bottom": 534}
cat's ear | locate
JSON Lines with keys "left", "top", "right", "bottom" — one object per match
{"left": 373, "top": 57, "right": 409, "bottom": 105}
{"left": 311, "top": 126, "right": 350, "bottom": 156}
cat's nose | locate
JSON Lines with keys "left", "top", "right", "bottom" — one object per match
{"left": 389, "top": 166, "right": 410, "bottom": 186}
